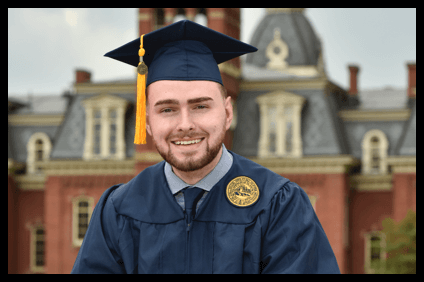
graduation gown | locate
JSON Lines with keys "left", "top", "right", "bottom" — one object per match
{"left": 71, "top": 151, "right": 340, "bottom": 274}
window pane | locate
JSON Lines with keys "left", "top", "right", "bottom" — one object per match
{"left": 35, "top": 228, "right": 44, "bottom": 266}
{"left": 78, "top": 201, "right": 90, "bottom": 239}
{"left": 94, "top": 124, "right": 101, "bottom": 155}
{"left": 268, "top": 106, "right": 277, "bottom": 154}
{"left": 285, "top": 121, "right": 292, "bottom": 153}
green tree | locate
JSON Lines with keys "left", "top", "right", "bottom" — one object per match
{"left": 378, "top": 209, "right": 416, "bottom": 274}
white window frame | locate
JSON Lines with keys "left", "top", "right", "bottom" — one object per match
{"left": 72, "top": 196, "right": 94, "bottom": 248}
{"left": 364, "top": 231, "right": 386, "bottom": 274}
{"left": 26, "top": 132, "right": 52, "bottom": 174}
{"left": 256, "top": 90, "right": 305, "bottom": 158}
{"left": 28, "top": 224, "right": 45, "bottom": 273}
{"left": 81, "top": 94, "right": 128, "bottom": 161}
{"left": 362, "top": 129, "right": 389, "bottom": 175}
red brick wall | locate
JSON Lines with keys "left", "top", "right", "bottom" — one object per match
{"left": 44, "top": 175, "right": 134, "bottom": 273}
{"left": 8, "top": 175, "right": 19, "bottom": 274}
{"left": 392, "top": 173, "right": 416, "bottom": 222}
{"left": 15, "top": 190, "right": 44, "bottom": 273}
{"left": 281, "top": 173, "right": 347, "bottom": 273}
{"left": 349, "top": 190, "right": 393, "bottom": 274}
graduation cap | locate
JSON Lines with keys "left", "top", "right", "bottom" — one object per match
{"left": 104, "top": 20, "right": 257, "bottom": 144}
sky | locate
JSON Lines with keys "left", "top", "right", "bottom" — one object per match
{"left": 8, "top": 8, "right": 416, "bottom": 97}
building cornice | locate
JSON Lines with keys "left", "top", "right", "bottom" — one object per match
{"left": 74, "top": 81, "right": 136, "bottom": 95}
{"left": 386, "top": 156, "right": 416, "bottom": 173}
{"left": 135, "top": 151, "right": 164, "bottom": 163}
{"left": 338, "top": 109, "right": 411, "bottom": 122}
{"left": 8, "top": 114, "right": 64, "bottom": 126}
{"left": 41, "top": 159, "right": 136, "bottom": 176}
{"left": 240, "top": 78, "right": 328, "bottom": 91}
{"left": 13, "top": 174, "right": 46, "bottom": 190}
{"left": 349, "top": 174, "right": 393, "bottom": 191}
{"left": 248, "top": 155, "right": 359, "bottom": 174}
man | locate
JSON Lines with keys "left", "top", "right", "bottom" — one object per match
{"left": 71, "top": 20, "right": 340, "bottom": 274}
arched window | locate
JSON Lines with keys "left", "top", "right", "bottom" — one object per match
{"left": 362, "top": 130, "right": 389, "bottom": 174}
{"left": 27, "top": 132, "right": 52, "bottom": 174}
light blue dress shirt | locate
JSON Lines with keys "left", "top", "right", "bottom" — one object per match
{"left": 164, "top": 144, "right": 233, "bottom": 211}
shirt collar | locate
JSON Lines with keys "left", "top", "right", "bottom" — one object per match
{"left": 164, "top": 143, "right": 233, "bottom": 195}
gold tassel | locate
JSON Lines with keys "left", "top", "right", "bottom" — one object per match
{"left": 134, "top": 35, "right": 147, "bottom": 145}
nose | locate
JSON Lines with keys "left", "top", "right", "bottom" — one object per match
{"left": 175, "top": 108, "right": 195, "bottom": 132}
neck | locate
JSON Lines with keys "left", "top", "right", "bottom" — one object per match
{"left": 172, "top": 146, "right": 223, "bottom": 185}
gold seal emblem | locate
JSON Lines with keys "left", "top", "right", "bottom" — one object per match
{"left": 226, "top": 176, "right": 260, "bottom": 207}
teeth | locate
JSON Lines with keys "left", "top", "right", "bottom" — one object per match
{"left": 173, "top": 139, "right": 202, "bottom": 145}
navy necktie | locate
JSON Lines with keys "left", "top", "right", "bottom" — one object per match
{"left": 183, "top": 187, "right": 204, "bottom": 228}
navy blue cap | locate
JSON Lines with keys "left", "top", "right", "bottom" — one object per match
{"left": 104, "top": 20, "right": 257, "bottom": 86}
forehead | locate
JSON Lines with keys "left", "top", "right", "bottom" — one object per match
{"left": 147, "top": 80, "right": 221, "bottom": 104}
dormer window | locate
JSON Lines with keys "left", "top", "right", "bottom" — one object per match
{"left": 27, "top": 132, "right": 52, "bottom": 174}
{"left": 256, "top": 90, "right": 305, "bottom": 158}
{"left": 362, "top": 129, "right": 389, "bottom": 174}
{"left": 81, "top": 94, "right": 129, "bottom": 161}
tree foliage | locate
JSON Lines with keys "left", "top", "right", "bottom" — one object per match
{"left": 378, "top": 209, "right": 416, "bottom": 274}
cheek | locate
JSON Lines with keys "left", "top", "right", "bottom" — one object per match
{"left": 149, "top": 117, "right": 171, "bottom": 139}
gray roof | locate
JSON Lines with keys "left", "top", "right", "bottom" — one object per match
{"left": 395, "top": 99, "right": 416, "bottom": 155}
{"left": 358, "top": 87, "right": 408, "bottom": 110}
{"left": 246, "top": 11, "right": 322, "bottom": 68}
{"left": 8, "top": 92, "right": 136, "bottom": 162}
{"left": 10, "top": 95, "right": 68, "bottom": 114}
{"left": 50, "top": 93, "right": 136, "bottom": 159}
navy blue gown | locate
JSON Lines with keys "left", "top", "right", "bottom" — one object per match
{"left": 71, "top": 151, "right": 340, "bottom": 274}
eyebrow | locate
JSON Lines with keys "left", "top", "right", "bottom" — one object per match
{"left": 154, "top": 96, "right": 213, "bottom": 107}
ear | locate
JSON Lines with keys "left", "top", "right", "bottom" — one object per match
{"left": 224, "top": 96, "right": 233, "bottom": 131}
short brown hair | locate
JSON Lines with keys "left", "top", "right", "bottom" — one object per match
{"left": 219, "top": 83, "right": 228, "bottom": 100}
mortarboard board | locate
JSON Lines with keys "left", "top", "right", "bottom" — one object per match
{"left": 104, "top": 20, "right": 257, "bottom": 144}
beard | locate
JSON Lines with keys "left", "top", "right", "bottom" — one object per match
{"left": 153, "top": 125, "right": 226, "bottom": 172}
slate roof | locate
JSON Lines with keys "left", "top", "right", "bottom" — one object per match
{"left": 246, "top": 10, "right": 322, "bottom": 68}
{"left": 8, "top": 92, "right": 136, "bottom": 162}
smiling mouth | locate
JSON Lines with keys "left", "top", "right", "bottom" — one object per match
{"left": 171, "top": 138, "right": 204, "bottom": 145}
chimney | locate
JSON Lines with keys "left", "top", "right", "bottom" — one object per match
{"left": 75, "top": 69, "right": 91, "bottom": 84}
{"left": 407, "top": 62, "right": 416, "bottom": 98}
{"left": 348, "top": 65, "right": 360, "bottom": 96}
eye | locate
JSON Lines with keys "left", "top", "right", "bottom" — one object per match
{"left": 161, "top": 108, "right": 173, "bottom": 113}
{"left": 195, "top": 105, "right": 207, "bottom": 109}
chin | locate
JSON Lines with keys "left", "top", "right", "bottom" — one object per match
{"left": 155, "top": 137, "right": 223, "bottom": 172}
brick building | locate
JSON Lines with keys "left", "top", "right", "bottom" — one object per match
{"left": 8, "top": 8, "right": 416, "bottom": 274}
